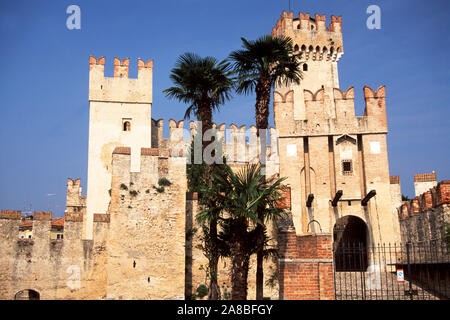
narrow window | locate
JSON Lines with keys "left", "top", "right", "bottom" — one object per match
{"left": 123, "top": 121, "right": 131, "bottom": 131}
{"left": 303, "top": 63, "right": 308, "bottom": 72}
{"left": 294, "top": 44, "right": 299, "bottom": 52}
{"left": 342, "top": 160, "right": 353, "bottom": 175}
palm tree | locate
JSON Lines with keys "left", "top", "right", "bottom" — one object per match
{"left": 229, "top": 34, "right": 302, "bottom": 299}
{"left": 164, "top": 52, "right": 234, "bottom": 147}
{"left": 164, "top": 52, "right": 234, "bottom": 300}
{"left": 201, "top": 164, "right": 286, "bottom": 299}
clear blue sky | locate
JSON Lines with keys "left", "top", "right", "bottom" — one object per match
{"left": 0, "top": 0, "right": 449, "bottom": 217}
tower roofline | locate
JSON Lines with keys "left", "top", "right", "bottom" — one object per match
{"left": 272, "top": 11, "right": 344, "bottom": 62}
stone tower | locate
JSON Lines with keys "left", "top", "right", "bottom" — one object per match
{"left": 272, "top": 11, "right": 343, "bottom": 120}
{"left": 85, "top": 56, "right": 153, "bottom": 239}
{"left": 273, "top": 11, "right": 400, "bottom": 245}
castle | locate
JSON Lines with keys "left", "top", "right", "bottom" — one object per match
{"left": 1, "top": 11, "right": 446, "bottom": 300}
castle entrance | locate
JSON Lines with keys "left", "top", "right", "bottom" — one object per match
{"left": 14, "top": 289, "right": 40, "bottom": 300}
{"left": 333, "top": 215, "right": 368, "bottom": 271}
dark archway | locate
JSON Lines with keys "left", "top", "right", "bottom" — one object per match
{"left": 14, "top": 289, "right": 40, "bottom": 300}
{"left": 333, "top": 215, "right": 368, "bottom": 271}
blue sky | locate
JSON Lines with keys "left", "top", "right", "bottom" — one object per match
{"left": 0, "top": 0, "right": 449, "bottom": 216}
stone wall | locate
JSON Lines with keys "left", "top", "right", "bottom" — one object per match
{"left": 398, "top": 180, "right": 450, "bottom": 243}
{"left": 0, "top": 210, "right": 110, "bottom": 300}
{"left": 105, "top": 147, "right": 186, "bottom": 299}
{"left": 0, "top": 147, "right": 188, "bottom": 300}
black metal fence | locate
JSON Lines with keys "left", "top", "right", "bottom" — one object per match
{"left": 333, "top": 241, "right": 450, "bottom": 300}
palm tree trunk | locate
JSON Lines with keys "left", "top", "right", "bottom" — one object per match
{"left": 231, "top": 219, "right": 250, "bottom": 300}
{"left": 255, "top": 75, "right": 271, "bottom": 300}
{"left": 231, "top": 252, "right": 250, "bottom": 300}
{"left": 208, "top": 219, "right": 220, "bottom": 300}
{"left": 198, "top": 102, "right": 221, "bottom": 300}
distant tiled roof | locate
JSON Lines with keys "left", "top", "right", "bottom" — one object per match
{"left": 20, "top": 220, "right": 33, "bottom": 228}
{"left": 51, "top": 218, "right": 64, "bottom": 227}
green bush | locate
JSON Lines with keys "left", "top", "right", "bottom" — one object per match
{"left": 158, "top": 177, "right": 172, "bottom": 187}
{"left": 153, "top": 185, "right": 165, "bottom": 193}
{"left": 196, "top": 284, "right": 208, "bottom": 298}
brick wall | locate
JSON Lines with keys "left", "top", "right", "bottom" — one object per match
{"left": 414, "top": 173, "right": 437, "bottom": 182}
{"left": 276, "top": 187, "right": 291, "bottom": 210}
{"left": 278, "top": 230, "right": 334, "bottom": 300}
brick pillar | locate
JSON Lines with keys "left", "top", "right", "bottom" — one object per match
{"left": 278, "top": 229, "right": 334, "bottom": 300}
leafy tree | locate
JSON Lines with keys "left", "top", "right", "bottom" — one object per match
{"left": 229, "top": 34, "right": 302, "bottom": 299}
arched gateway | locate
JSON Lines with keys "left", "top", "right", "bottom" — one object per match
{"left": 14, "top": 289, "right": 40, "bottom": 300}
{"left": 333, "top": 215, "right": 369, "bottom": 271}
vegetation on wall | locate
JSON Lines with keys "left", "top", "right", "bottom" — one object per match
{"left": 152, "top": 177, "right": 172, "bottom": 193}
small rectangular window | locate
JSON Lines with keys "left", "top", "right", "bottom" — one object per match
{"left": 342, "top": 160, "right": 352, "bottom": 175}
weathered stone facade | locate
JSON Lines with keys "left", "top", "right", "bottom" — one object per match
{"left": 398, "top": 180, "right": 450, "bottom": 243}
{"left": 0, "top": 10, "right": 415, "bottom": 300}
{"left": 0, "top": 210, "right": 110, "bottom": 299}
{"left": 272, "top": 11, "right": 400, "bottom": 245}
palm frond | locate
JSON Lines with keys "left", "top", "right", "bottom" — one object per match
{"left": 164, "top": 52, "right": 234, "bottom": 122}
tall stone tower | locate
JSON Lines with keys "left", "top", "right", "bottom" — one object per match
{"left": 85, "top": 56, "right": 153, "bottom": 239}
{"left": 273, "top": 11, "right": 400, "bottom": 245}
{"left": 272, "top": 11, "right": 343, "bottom": 120}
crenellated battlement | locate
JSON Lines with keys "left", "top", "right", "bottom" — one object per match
{"left": 274, "top": 85, "right": 388, "bottom": 136}
{"left": 66, "top": 178, "right": 86, "bottom": 208}
{"left": 397, "top": 180, "right": 450, "bottom": 244}
{"left": 89, "top": 55, "right": 153, "bottom": 103}
{"left": 398, "top": 180, "right": 450, "bottom": 220}
{"left": 272, "top": 11, "right": 344, "bottom": 62}
{"left": 0, "top": 210, "right": 22, "bottom": 220}
{"left": 149, "top": 118, "right": 280, "bottom": 168}
{"left": 0, "top": 208, "right": 109, "bottom": 241}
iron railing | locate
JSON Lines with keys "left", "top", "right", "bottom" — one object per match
{"left": 333, "top": 241, "right": 450, "bottom": 300}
